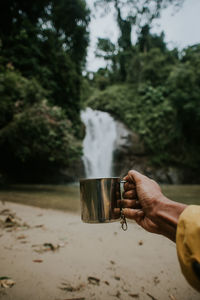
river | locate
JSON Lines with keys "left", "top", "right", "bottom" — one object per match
{"left": 0, "top": 184, "right": 200, "bottom": 213}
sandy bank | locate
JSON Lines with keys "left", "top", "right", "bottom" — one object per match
{"left": 0, "top": 201, "right": 199, "bottom": 300}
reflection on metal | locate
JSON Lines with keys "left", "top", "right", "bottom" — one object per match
{"left": 80, "top": 178, "right": 126, "bottom": 229}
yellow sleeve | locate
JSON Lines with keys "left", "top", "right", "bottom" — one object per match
{"left": 176, "top": 205, "right": 200, "bottom": 292}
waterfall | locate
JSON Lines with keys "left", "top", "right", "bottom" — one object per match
{"left": 81, "top": 107, "right": 117, "bottom": 178}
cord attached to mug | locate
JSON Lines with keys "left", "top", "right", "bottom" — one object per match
{"left": 120, "top": 180, "right": 128, "bottom": 231}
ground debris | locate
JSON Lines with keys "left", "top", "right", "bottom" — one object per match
{"left": 60, "top": 282, "right": 85, "bottom": 292}
{"left": 33, "top": 242, "right": 64, "bottom": 253}
{"left": 169, "top": 294, "right": 178, "bottom": 300}
{"left": 104, "top": 280, "right": 110, "bottom": 285}
{"left": 114, "top": 276, "right": 120, "bottom": 281}
{"left": 17, "top": 234, "right": 27, "bottom": 240}
{"left": 153, "top": 276, "right": 160, "bottom": 285}
{"left": 0, "top": 209, "right": 13, "bottom": 216}
{"left": 0, "top": 277, "right": 15, "bottom": 289}
{"left": 34, "top": 224, "right": 45, "bottom": 228}
{"left": 88, "top": 276, "right": 100, "bottom": 285}
{"left": 0, "top": 210, "right": 29, "bottom": 230}
{"left": 115, "top": 291, "right": 121, "bottom": 298}
{"left": 33, "top": 259, "right": 43, "bottom": 263}
{"left": 146, "top": 292, "right": 158, "bottom": 300}
{"left": 138, "top": 240, "right": 143, "bottom": 246}
{"left": 56, "top": 298, "right": 85, "bottom": 300}
{"left": 129, "top": 293, "right": 139, "bottom": 298}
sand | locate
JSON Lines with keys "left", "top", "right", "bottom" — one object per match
{"left": 0, "top": 201, "right": 199, "bottom": 300}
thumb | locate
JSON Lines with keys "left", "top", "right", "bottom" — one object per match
{"left": 128, "top": 170, "right": 146, "bottom": 184}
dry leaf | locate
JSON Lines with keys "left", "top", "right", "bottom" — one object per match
{"left": 114, "top": 276, "right": 120, "bottom": 281}
{"left": 34, "top": 242, "right": 60, "bottom": 253}
{"left": 60, "top": 282, "right": 85, "bottom": 292}
{"left": 146, "top": 293, "right": 158, "bottom": 300}
{"left": 129, "top": 294, "right": 139, "bottom": 298}
{"left": 33, "top": 259, "right": 43, "bottom": 263}
{"left": 0, "top": 277, "right": 15, "bottom": 289}
{"left": 88, "top": 276, "right": 100, "bottom": 285}
{"left": 169, "top": 295, "right": 178, "bottom": 300}
{"left": 17, "top": 234, "right": 26, "bottom": 240}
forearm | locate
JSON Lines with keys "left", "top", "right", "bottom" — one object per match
{"left": 152, "top": 197, "right": 187, "bottom": 242}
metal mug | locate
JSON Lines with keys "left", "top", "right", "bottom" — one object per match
{"left": 80, "top": 177, "right": 127, "bottom": 228}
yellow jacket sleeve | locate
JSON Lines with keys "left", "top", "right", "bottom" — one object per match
{"left": 176, "top": 205, "right": 200, "bottom": 292}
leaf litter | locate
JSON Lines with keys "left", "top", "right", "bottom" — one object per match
{"left": 32, "top": 242, "right": 65, "bottom": 253}
{"left": 0, "top": 277, "right": 15, "bottom": 289}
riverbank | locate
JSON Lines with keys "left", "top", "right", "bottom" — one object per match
{"left": 0, "top": 201, "right": 199, "bottom": 300}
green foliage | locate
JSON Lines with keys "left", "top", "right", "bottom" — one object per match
{"left": 87, "top": 84, "right": 176, "bottom": 164}
{"left": 0, "top": 0, "right": 90, "bottom": 182}
{"left": 0, "top": 69, "right": 46, "bottom": 128}
{"left": 0, "top": 100, "right": 82, "bottom": 180}
{"left": 87, "top": 41, "right": 200, "bottom": 176}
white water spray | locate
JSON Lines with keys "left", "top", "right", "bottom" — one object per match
{"left": 81, "top": 107, "right": 117, "bottom": 178}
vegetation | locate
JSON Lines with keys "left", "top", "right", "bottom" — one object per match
{"left": 0, "top": 0, "right": 199, "bottom": 183}
{"left": 0, "top": 0, "right": 89, "bottom": 182}
{"left": 85, "top": 1, "right": 200, "bottom": 182}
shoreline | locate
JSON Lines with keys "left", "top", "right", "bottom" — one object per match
{"left": 0, "top": 201, "right": 199, "bottom": 300}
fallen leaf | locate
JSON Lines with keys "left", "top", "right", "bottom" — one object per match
{"left": 33, "top": 259, "right": 43, "bottom": 263}
{"left": 114, "top": 276, "right": 120, "bottom": 281}
{"left": 0, "top": 277, "right": 15, "bottom": 289}
{"left": 35, "top": 224, "right": 45, "bottom": 228}
{"left": 169, "top": 295, "right": 178, "bottom": 300}
{"left": 58, "top": 298, "right": 85, "bottom": 300}
{"left": 104, "top": 281, "right": 110, "bottom": 285}
{"left": 60, "top": 282, "right": 85, "bottom": 292}
{"left": 44, "top": 243, "right": 60, "bottom": 251}
{"left": 88, "top": 276, "right": 100, "bottom": 285}
{"left": 129, "top": 294, "right": 139, "bottom": 298}
{"left": 138, "top": 240, "right": 143, "bottom": 246}
{"left": 33, "top": 242, "right": 60, "bottom": 253}
{"left": 110, "top": 260, "right": 115, "bottom": 265}
{"left": 153, "top": 276, "right": 160, "bottom": 285}
{"left": 146, "top": 293, "right": 158, "bottom": 300}
{"left": 0, "top": 209, "right": 12, "bottom": 216}
{"left": 17, "top": 235, "right": 27, "bottom": 240}
{"left": 115, "top": 291, "right": 121, "bottom": 298}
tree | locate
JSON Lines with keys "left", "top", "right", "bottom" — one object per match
{"left": 0, "top": 0, "right": 90, "bottom": 182}
{"left": 94, "top": 0, "right": 184, "bottom": 49}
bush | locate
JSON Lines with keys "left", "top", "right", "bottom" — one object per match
{"left": 0, "top": 100, "right": 82, "bottom": 181}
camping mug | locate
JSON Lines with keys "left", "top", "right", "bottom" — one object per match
{"left": 80, "top": 177, "right": 127, "bottom": 228}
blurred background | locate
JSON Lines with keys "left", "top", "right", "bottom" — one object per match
{"left": 0, "top": 0, "right": 200, "bottom": 209}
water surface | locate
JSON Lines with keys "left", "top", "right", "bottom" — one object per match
{"left": 0, "top": 184, "right": 200, "bottom": 213}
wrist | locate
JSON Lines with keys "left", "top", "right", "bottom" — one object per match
{"left": 154, "top": 197, "right": 187, "bottom": 228}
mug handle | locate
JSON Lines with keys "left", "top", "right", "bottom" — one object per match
{"left": 120, "top": 180, "right": 128, "bottom": 231}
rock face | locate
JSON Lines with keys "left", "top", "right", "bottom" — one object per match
{"left": 112, "top": 120, "right": 181, "bottom": 184}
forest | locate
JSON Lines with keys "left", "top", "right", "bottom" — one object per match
{"left": 0, "top": 0, "right": 200, "bottom": 183}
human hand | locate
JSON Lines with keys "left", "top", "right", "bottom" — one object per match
{"left": 121, "top": 170, "right": 187, "bottom": 242}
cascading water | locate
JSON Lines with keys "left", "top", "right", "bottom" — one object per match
{"left": 81, "top": 107, "right": 117, "bottom": 178}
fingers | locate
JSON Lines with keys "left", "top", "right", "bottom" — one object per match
{"left": 124, "top": 182, "right": 136, "bottom": 191}
{"left": 123, "top": 208, "right": 144, "bottom": 221}
{"left": 123, "top": 189, "right": 137, "bottom": 199}
{"left": 118, "top": 199, "right": 141, "bottom": 209}
{"left": 124, "top": 170, "right": 146, "bottom": 184}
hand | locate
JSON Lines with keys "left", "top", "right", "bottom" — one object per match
{"left": 121, "top": 170, "right": 187, "bottom": 242}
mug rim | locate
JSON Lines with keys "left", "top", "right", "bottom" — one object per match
{"left": 79, "top": 177, "right": 121, "bottom": 182}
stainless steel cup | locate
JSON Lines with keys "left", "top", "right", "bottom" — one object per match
{"left": 80, "top": 177, "right": 125, "bottom": 223}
